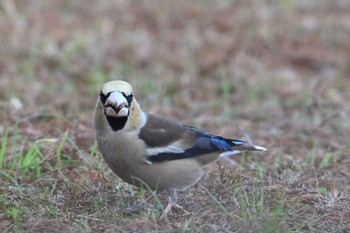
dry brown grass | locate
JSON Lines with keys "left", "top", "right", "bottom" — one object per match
{"left": 1, "top": 0, "right": 350, "bottom": 232}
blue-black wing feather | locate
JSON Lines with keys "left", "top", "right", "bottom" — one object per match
{"left": 146, "top": 131, "right": 245, "bottom": 163}
{"left": 139, "top": 114, "right": 246, "bottom": 163}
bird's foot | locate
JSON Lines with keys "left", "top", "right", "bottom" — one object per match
{"left": 173, "top": 204, "right": 189, "bottom": 215}
{"left": 160, "top": 203, "right": 189, "bottom": 219}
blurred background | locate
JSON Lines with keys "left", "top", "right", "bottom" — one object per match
{"left": 0, "top": 0, "right": 350, "bottom": 231}
{"left": 1, "top": 0, "right": 349, "bottom": 156}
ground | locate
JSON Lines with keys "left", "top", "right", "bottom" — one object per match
{"left": 0, "top": 0, "right": 350, "bottom": 232}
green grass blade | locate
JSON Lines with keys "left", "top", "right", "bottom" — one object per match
{"left": 0, "top": 130, "right": 8, "bottom": 169}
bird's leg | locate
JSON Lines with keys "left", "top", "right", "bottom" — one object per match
{"left": 160, "top": 189, "right": 189, "bottom": 218}
{"left": 160, "top": 189, "right": 175, "bottom": 217}
{"left": 160, "top": 189, "right": 177, "bottom": 218}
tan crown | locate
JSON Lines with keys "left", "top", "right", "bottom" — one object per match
{"left": 101, "top": 80, "right": 133, "bottom": 95}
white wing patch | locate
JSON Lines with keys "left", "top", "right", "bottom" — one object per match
{"left": 219, "top": 150, "right": 241, "bottom": 157}
{"left": 146, "top": 141, "right": 185, "bottom": 157}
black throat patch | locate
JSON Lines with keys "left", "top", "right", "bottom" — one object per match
{"left": 100, "top": 90, "right": 133, "bottom": 131}
{"left": 106, "top": 115, "right": 128, "bottom": 131}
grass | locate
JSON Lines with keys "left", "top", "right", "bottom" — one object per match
{"left": 1, "top": 0, "right": 350, "bottom": 232}
{"left": 0, "top": 130, "right": 8, "bottom": 169}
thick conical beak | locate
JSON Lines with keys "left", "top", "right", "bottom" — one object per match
{"left": 104, "top": 91, "right": 129, "bottom": 117}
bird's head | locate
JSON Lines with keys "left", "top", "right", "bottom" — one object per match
{"left": 100, "top": 80, "right": 134, "bottom": 118}
{"left": 97, "top": 80, "right": 145, "bottom": 132}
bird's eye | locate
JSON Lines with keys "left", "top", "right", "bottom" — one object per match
{"left": 122, "top": 92, "right": 134, "bottom": 106}
{"left": 100, "top": 91, "right": 111, "bottom": 104}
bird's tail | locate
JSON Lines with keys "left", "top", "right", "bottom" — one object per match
{"left": 229, "top": 139, "right": 267, "bottom": 152}
{"left": 219, "top": 139, "right": 266, "bottom": 159}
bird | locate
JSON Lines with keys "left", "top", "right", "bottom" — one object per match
{"left": 93, "top": 80, "right": 266, "bottom": 216}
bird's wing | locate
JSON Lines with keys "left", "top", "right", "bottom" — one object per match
{"left": 139, "top": 114, "right": 256, "bottom": 163}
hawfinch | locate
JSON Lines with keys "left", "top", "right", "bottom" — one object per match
{"left": 93, "top": 80, "right": 266, "bottom": 215}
